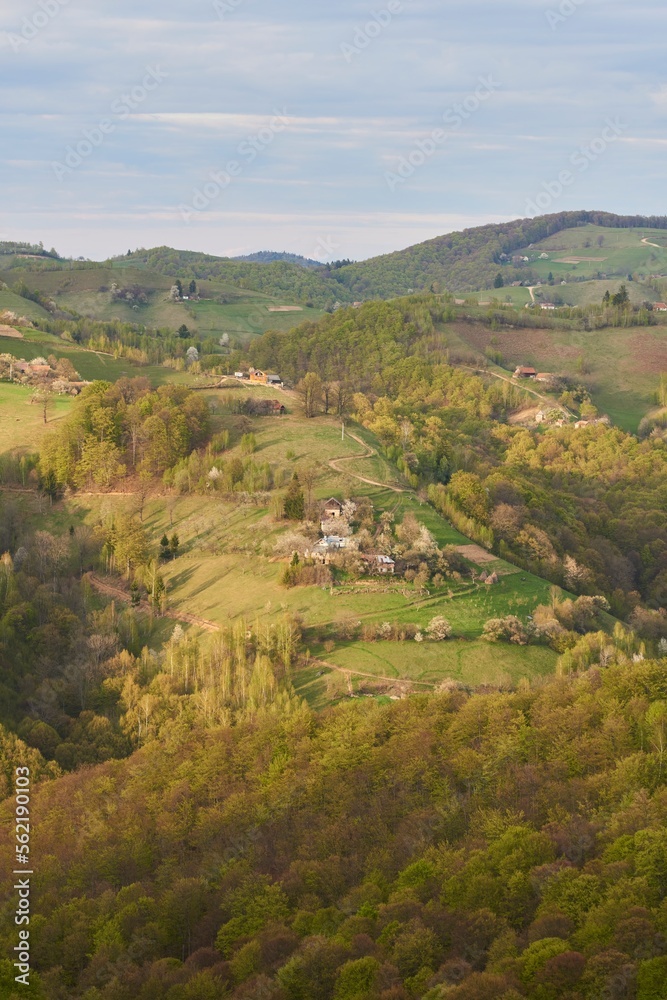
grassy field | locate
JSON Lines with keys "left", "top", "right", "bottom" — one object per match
{"left": 43, "top": 406, "right": 556, "bottom": 640}
{"left": 517, "top": 224, "right": 667, "bottom": 282}
{"left": 306, "top": 639, "right": 557, "bottom": 692}
{"left": 0, "top": 261, "right": 323, "bottom": 342}
{"left": 442, "top": 318, "right": 666, "bottom": 431}
{"left": 0, "top": 383, "right": 74, "bottom": 453}
{"left": 468, "top": 278, "right": 658, "bottom": 311}
{"left": 0, "top": 289, "right": 52, "bottom": 321}
{"left": 0, "top": 392, "right": 567, "bottom": 696}
{"left": 0, "top": 333, "right": 180, "bottom": 385}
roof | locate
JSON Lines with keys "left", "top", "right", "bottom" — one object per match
{"left": 515, "top": 366, "right": 537, "bottom": 375}
{"left": 324, "top": 497, "right": 344, "bottom": 508}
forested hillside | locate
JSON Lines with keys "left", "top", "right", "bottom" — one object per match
{"left": 118, "top": 248, "right": 351, "bottom": 309}
{"left": 334, "top": 211, "right": 667, "bottom": 297}
{"left": 121, "top": 212, "right": 667, "bottom": 302}
{"left": 250, "top": 299, "right": 667, "bottom": 617}
{"left": 4, "top": 650, "right": 667, "bottom": 999}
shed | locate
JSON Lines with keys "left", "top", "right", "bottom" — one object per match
{"left": 323, "top": 498, "right": 344, "bottom": 519}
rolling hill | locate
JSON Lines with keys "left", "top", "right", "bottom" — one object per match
{"left": 6, "top": 211, "right": 667, "bottom": 313}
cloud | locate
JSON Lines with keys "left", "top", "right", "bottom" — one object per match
{"left": 0, "top": 0, "right": 665, "bottom": 258}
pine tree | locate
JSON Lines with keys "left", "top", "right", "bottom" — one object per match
{"left": 284, "top": 474, "right": 305, "bottom": 521}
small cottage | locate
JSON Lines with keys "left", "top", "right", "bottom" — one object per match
{"left": 363, "top": 554, "right": 396, "bottom": 576}
{"left": 323, "top": 498, "right": 344, "bottom": 519}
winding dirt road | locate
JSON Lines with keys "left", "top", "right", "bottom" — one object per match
{"left": 315, "top": 658, "right": 435, "bottom": 691}
{"left": 455, "top": 365, "right": 575, "bottom": 419}
{"left": 642, "top": 237, "right": 665, "bottom": 250}
{"left": 328, "top": 431, "right": 407, "bottom": 493}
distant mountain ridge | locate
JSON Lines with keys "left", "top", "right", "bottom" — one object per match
{"left": 231, "top": 250, "right": 322, "bottom": 268}
{"left": 8, "top": 211, "right": 667, "bottom": 308}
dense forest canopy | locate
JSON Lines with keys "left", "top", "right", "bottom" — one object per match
{"left": 3, "top": 653, "right": 667, "bottom": 998}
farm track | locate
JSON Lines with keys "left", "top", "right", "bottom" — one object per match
{"left": 314, "top": 657, "right": 435, "bottom": 690}
{"left": 455, "top": 364, "right": 575, "bottom": 419}
{"left": 328, "top": 432, "right": 407, "bottom": 493}
{"left": 87, "top": 573, "right": 221, "bottom": 633}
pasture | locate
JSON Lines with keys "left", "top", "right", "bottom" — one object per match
{"left": 441, "top": 318, "right": 666, "bottom": 431}
{"left": 304, "top": 639, "right": 557, "bottom": 697}
{"left": 48, "top": 409, "right": 557, "bottom": 645}
{"left": 0, "top": 260, "right": 323, "bottom": 342}
{"left": 519, "top": 224, "right": 667, "bottom": 282}
{"left": 0, "top": 383, "right": 73, "bottom": 453}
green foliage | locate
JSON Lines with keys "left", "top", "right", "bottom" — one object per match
{"left": 39, "top": 378, "right": 211, "bottom": 488}
{"left": 6, "top": 653, "right": 667, "bottom": 998}
{"left": 284, "top": 474, "right": 305, "bottom": 521}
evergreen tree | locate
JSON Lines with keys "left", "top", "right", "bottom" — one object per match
{"left": 284, "top": 474, "right": 305, "bottom": 521}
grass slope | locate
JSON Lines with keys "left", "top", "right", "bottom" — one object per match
{"left": 1, "top": 262, "right": 325, "bottom": 342}
{"left": 443, "top": 319, "right": 666, "bottom": 431}
{"left": 50, "top": 403, "right": 555, "bottom": 650}
{"left": 0, "top": 383, "right": 73, "bottom": 453}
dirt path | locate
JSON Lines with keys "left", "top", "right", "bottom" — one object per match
{"left": 315, "top": 657, "right": 435, "bottom": 690}
{"left": 455, "top": 364, "right": 574, "bottom": 419}
{"left": 642, "top": 237, "right": 665, "bottom": 250}
{"left": 527, "top": 286, "right": 537, "bottom": 303}
{"left": 87, "top": 574, "right": 220, "bottom": 633}
{"left": 328, "top": 432, "right": 407, "bottom": 493}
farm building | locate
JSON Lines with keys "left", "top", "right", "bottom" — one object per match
{"left": 654, "top": 303, "right": 667, "bottom": 312}
{"left": 540, "top": 303, "right": 556, "bottom": 311}
{"left": 514, "top": 366, "right": 537, "bottom": 379}
{"left": 308, "top": 536, "right": 349, "bottom": 564}
{"left": 363, "top": 554, "right": 396, "bottom": 575}
{"left": 253, "top": 399, "right": 285, "bottom": 416}
{"left": 322, "top": 498, "right": 344, "bottom": 519}
{"left": 248, "top": 368, "right": 283, "bottom": 386}
{"left": 536, "top": 373, "right": 554, "bottom": 382}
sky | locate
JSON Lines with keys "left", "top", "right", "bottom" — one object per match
{"left": 0, "top": 0, "right": 666, "bottom": 262}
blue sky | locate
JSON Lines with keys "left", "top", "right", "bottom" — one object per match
{"left": 1, "top": 0, "right": 666, "bottom": 261}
